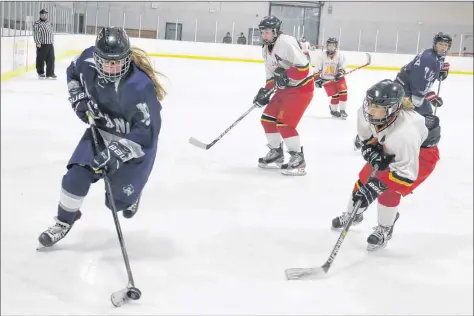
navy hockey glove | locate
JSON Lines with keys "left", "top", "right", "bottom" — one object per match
{"left": 334, "top": 70, "right": 345, "bottom": 81}
{"left": 273, "top": 67, "right": 289, "bottom": 89}
{"left": 352, "top": 178, "right": 388, "bottom": 209}
{"left": 91, "top": 141, "right": 132, "bottom": 176}
{"left": 68, "top": 89, "right": 102, "bottom": 123}
{"left": 439, "top": 62, "right": 450, "bottom": 81}
{"left": 425, "top": 91, "right": 443, "bottom": 108}
{"left": 361, "top": 142, "right": 394, "bottom": 171}
{"left": 314, "top": 78, "right": 325, "bottom": 88}
{"left": 253, "top": 88, "right": 272, "bottom": 108}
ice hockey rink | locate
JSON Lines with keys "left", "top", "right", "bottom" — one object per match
{"left": 1, "top": 56, "right": 473, "bottom": 315}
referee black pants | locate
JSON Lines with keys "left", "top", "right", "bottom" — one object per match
{"left": 36, "top": 44, "right": 55, "bottom": 77}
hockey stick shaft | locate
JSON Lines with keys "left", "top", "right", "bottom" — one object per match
{"left": 321, "top": 165, "right": 379, "bottom": 272}
{"left": 87, "top": 113, "right": 136, "bottom": 287}
{"left": 434, "top": 80, "right": 442, "bottom": 116}
{"left": 189, "top": 87, "right": 276, "bottom": 150}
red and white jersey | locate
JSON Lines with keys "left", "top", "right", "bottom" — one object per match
{"left": 300, "top": 41, "right": 311, "bottom": 54}
{"left": 357, "top": 107, "right": 429, "bottom": 192}
{"left": 314, "top": 50, "right": 347, "bottom": 80}
{"left": 263, "top": 34, "right": 313, "bottom": 90}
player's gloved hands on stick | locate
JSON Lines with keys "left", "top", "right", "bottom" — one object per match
{"left": 425, "top": 91, "right": 443, "bottom": 108}
{"left": 334, "top": 70, "right": 345, "bottom": 81}
{"left": 253, "top": 88, "right": 272, "bottom": 108}
{"left": 68, "top": 88, "right": 103, "bottom": 123}
{"left": 90, "top": 141, "right": 132, "bottom": 176}
{"left": 314, "top": 78, "right": 325, "bottom": 88}
{"left": 439, "top": 62, "right": 450, "bottom": 81}
{"left": 352, "top": 178, "right": 388, "bottom": 208}
{"left": 361, "top": 142, "right": 394, "bottom": 171}
{"left": 273, "top": 67, "right": 289, "bottom": 89}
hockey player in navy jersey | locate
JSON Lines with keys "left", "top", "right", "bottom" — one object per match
{"left": 354, "top": 32, "right": 451, "bottom": 150}
{"left": 38, "top": 27, "right": 166, "bottom": 248}
{"left": 394, "top": 32, "right": 451, "bottom": 116}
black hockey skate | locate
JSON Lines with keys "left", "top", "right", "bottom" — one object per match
{"left": 258, "top": 143, "right": 284, "bottom": 169}
{"left": 122, "top": 196, "right": 141, "bottom": 219}
{"left": 353, "top": 134, "right": 363, "bottom": 151}
{"left": 367, "top": 212, "right": 400, "bottom": 251}
{"left": 37, "top": 211, "right": 82, "bottom": 249}
{"left": 340, "top": 110, "right": 348, "bottom": 119}
{"left": 331, "top": 210, "right": 364, "bottom": 229}
{"left": 281, "top": 147, "right": 306, "bottom": 176}
{"left": 330, "top": 110, "right": 341, "bottom": 118}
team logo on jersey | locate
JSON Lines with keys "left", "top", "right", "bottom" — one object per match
{"left": 123, "top": 184, "right": 135, "bottom": 197}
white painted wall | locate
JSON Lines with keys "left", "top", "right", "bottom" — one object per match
{"left": 2, "top": 34, "right": 473, "bottom": 78}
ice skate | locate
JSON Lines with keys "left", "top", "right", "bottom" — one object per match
{"left": 340, "top": 110, "right": 348, "bottom": 119}
{"left": 38, "top": 74, "right": 46, "bottom": 79}
{"left": 330, "top": 110, "right": 341, "bottom": 118}
{"left": 258, "top": 143, "right": 284, "bottom": 169}
{"left": 331, "top": 210, "right": 364, "bottom": 229}
{"left": 281, "top": 147, "right": 306, "bottom": 176}
{"left": 353, "top": 134, "right": 363, "bottom": 151}
{"left": 122, "top": 196, "right": 141, "bottom": 219}
{"left": 367, "top": 212, "right": 400, "bottom": 251}
{"left": 37, "top": 211, "right": 82, "bottom": 250}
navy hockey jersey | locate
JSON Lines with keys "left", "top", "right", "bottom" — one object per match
{"left": 396, "top": 48, "right": 445, "bottom": 101}
{"left": 66, "top": 46, "right": 162, "bottom": 160}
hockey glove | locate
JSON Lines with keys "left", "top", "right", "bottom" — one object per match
{"left": 253, "top": 88, "right": 272, "bottom": 108}
{"left": 425, "top": 91, "right": 443, "bottom": 108}
{"left": 352, "top": 178, "right": 388, "bottom": 209}
{"left": 334, "top": 70, "right": 345, "bottom": 81}
{"left": 361, "top": 142, "right": 395, "bottom": 171}
{"left": 314, "top": 78, "right": 325, "bottom": 88}
{"left": 90, "top": 141, "right": 133, "bottom": 176}
{"left": 68, "top": 89, "right": 102, "bottom": 123}
{"left": 273, "top": 67, "right": 289, "bottom": 89}
{"left": 439, "top": 62, "right": 450, "bottom": 81}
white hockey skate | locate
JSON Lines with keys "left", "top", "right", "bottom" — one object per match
{"left": 281, "top": 148, "right": 306, "bottom": 176}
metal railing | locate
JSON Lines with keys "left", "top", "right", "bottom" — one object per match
{"left": 2, "top": 1, "right": 472, "bottom": 57}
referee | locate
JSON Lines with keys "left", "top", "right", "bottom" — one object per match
{"left": 33, "top": 9, "right": 56, "bottom": 79}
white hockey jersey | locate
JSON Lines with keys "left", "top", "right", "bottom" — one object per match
{"left": 263, "top": 34, "right": 313, "bottom": 89}
{"left": 357, "top": 106, "right": 429, "bottom": 192}
{"left": 300, "top": 41, "right": 311, "bottom": 54}
{"left": 313, "top": 50, "right": 347, "bottom": 80}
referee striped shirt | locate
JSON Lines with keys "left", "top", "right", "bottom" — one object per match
{"left": 33, "top": 20, "right": 54, "bottom": 44}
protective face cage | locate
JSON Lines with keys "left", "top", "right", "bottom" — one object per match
{"left": 93, "top": 52, "right": 132, "bottom": 82}
{"left": 362, "top": 97, "right": 402, "bottom": 126}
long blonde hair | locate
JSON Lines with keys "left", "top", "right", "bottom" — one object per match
{"left": 131, "top": 46, "right": 167, "bottom": 101}
{"left": 401, "top": 97, "right": 415, "bottom": 110}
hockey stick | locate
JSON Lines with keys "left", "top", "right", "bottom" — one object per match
{"left": 189, "top": 87, "right": 277, "bottom": 150}
{"left": 285, "top": 165, "right": 379, "bottom": 280}
{"left": 434, "top": 79, "right": 442, "bottom": 116}
{"left": 87, "top": 113, "right": 142, "bottom": 307}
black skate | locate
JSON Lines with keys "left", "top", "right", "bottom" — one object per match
{"left": 367, "top": 212, "right": 400, "bottom": 251}
{"left": 281, "top": 147, "right": 306, "bottom": 176}
{"left": 340, "top": 110, "right": 348, "bottom": 119}
{"left": 258, "top": 143, "right": 284, "bottom": 169}
{"left": 123, "top": 196, "right": 141, "bottom": 219}
{"left": 38, "top": 74, "right": 46, "bottom": 79}
{"left": 37, "top": 211, "right": 82, "bottom": 249}
{"left": 46, "top": 74, "right": 57, "bottom": 80}
{"left": 330, "top": 110, "right": 341, "bottom": 118}
{"left": 331, "top": 210, "right": 364, "bottom": 229}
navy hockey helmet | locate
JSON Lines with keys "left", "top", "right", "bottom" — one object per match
{"left": 94, "top": 27, "right": 132, "bottom": 82}
{"left": 326, "top": 37, "right": 338, "bottom": 55}
{"left": 432, "top": 32, "right": 452, "bottom": 55}
{"left": 258, "top": 15, "right": 282, "bottom": 45}
{"left": 363, "top": 79, "right": 405, "bottom": 126}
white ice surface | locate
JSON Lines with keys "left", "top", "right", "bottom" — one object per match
{"left": 1, "top": 57, "right": 473, "bottom": 315}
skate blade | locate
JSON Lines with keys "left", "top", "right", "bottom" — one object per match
{"left": 367, "top": 242, "right": 388, "bottom": 252}
{"left": 258, "top": 162, "right": 282, "bottom": 169}
{"left": 285, "top": 267, "right": 327, "bottom": 280}
{"left": 281, "top": 168, "right": 306, "bottom": 176}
